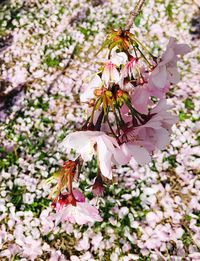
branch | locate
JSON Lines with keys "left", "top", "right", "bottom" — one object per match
{"left": 125, "top": 0, "right": 146, "bottom": 31}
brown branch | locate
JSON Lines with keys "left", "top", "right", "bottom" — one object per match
{"left": 125, "top": 0, "right": 146, "bottom": 31}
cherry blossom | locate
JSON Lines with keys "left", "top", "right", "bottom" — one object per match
{"left": 149, "top": 37, "right": 191, "bottom": 89}
{"left": 51, "top": 189, "right": 102, "bottom": 225}
{"left": 122, "top": 56, "right": 138, "bottom": 79}
{"left": 102, "top": 61, "right": 120, "bottom": 86}
{"left": 114, "top": 143, "right": 151, "bottom": 168}
{"left": 80, "top": 75, "right": 103, "bottom": 102}
{"left": 131, "top": 84, "right": 151, "bottom": 114}
{"left": 0, "top": 0, "right": 198, "bottom": 259}
{"left": 110, "top": 51, "right": 128, "bottom": 66}
{"left": 60, "top": 131, "right": 119, "bottom": 179}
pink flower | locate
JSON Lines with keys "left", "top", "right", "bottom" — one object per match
{"left": 149, "top": 37, "right": 191, "bottom": 90}
{"left": 114, "top": 142, "right": 151, "bottom": 168}
{"left": 60, "top": 131, "right": 119, "bottom": 179}
{"left": 134, "top": 99, "right": 178, "bottom": 152}
{"left": 53, "top": 202, "right": 102, "bottom": 225}
{"left": 102, "top": 61, "right": 120, "bottom": 86}
{"left": 119, "top": 99, "right": 177, "bottom": 154}
{"left": 52, "top": 189, "right": 102, "bottom": 225}
{"left": 63, "top": 202, "right": 102, "bottom": 225}
{"left": 122, "top": 56, "right": 138, "bottom": 79}
{"left": 131, "top": 84, "right": 151, "bottom": 114}
{"left": 52, "top": 189, "right": 85, "bottom": 212}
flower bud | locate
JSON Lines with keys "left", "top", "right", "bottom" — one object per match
{"left": 94, "top": 88, "right": 104, "bottom": 97}
{"left": 92, "top": 175, "right": 104, "bottom": 197}
{"left": 117, "top": 90, "right": 124, "bottom": 97}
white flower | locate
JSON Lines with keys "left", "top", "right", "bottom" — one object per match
{"left": 60, "top": 131, "right": 119, "bottom": 179}
{"left": 102, "top": 61, "right": 120, "bottom": 86}
{"left": 80, "top": 75, "right": 103, "bottom": 102}
{"left": 110, "top": 51, "right": 127, "bottom": 66}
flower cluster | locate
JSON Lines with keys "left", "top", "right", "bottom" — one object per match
{"left": 50, "top": 28, "right": 191, "bottom": 224}
{"left": 0, "top": 0, "right": 198, "bottom": 259}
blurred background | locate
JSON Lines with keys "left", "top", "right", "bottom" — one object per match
{"left": 0, "top": 0, "right": 200, "bottom": 260}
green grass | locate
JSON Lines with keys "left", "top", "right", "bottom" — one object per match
{"left": 43, "top": 54, "right": 60, "bottom": 68}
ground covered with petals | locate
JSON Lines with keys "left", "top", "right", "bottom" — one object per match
{"left": 0, "top": 0, "right": 200, "bottom": 260}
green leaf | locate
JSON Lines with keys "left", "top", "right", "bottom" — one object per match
{"left": 134, "top": 13, "right": 142, "bottom": 27}
{"left": 44, "top": 54, "right": 60, "bottom": 67}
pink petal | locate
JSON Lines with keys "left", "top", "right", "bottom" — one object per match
{"left": 73, "top": 189, "right": 85, "bottom": 202}
{"left": 131, "top": 86, "right": 150, "bottom": 115}
{"left": 154, "top": 128, "right": 170, "bottom": 149}
{"left": 151, "top": 65, "right": 168, "bottom": 89}
{"left": 124, "top": 143, "right": 151, "bottom": 165}
{"left": 174, "top": 44, "right": 192, "bottom": 55}
{"left": 167, "top": 66, "right": 180, "bottom": 84}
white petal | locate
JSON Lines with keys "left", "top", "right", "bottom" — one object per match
{"left": 80, "top": 87, "right": 95, "bottom": 102}
{"left": 102, "top": 68, "right": 110, "bottom": 86}
{"left": 111, "top": 67, "right": 120, "bottom": 83}
{"left": 80, "top": 75, "right": 102, "bottom": 102}
{"left": 111, "top": 52, "right": 128, "bottom": 66}
{"left": 96, "top": 136, "right": 113, "bottom": 179}
{"left": 60, "top": 131, "right": 96, "bottom": 161}
{"left": 89, "top": 75, "right": 102, "bottom": 88}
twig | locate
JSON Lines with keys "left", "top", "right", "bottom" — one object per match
{"left": 125, "top": 0, "right": 146, "bottom": 31}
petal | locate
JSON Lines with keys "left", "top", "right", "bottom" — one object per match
{"left": 60, "top": 131, "right": 96, "bottom": 161}
{"left": 154, "top": 128, "right": 170, "bottom": 149}
{"left": 111, "top": 52, "right": 128, "bottom": 66}
{"left": 151, "top": 66, "right": 168, "bottom": 88}
{"left": 174, "top": 44, "right": 192, "bottom": 55}
{"left": 161, "top": 48, "right": 175, "bottom": 65}
{"left": 89, "top": 75, "right": 102, "bottom": 88}
{"left": 73, "top": 189, "right": 85, "bottom": 202}
{"left": 102, "top": 67, "right": 110, "bottom": 86}
{"left": 81, "top": 75, "right": 102, "bottom": 102}
{"left": 124, "top": 143, "right": 151, "bottom": 165}
{"left": 76, "top": 203, "right": 102, "bottom": 224}
{"left": 80, "top": 86, "right": 95, "bottom": 102}
{"left": 113, "top": 145, "right": 129, "bottom": 165}
{"left": 131, "top": 86, "right": 150, "bottom": 115}
{"left": 111, "top": 67, "right": 120, "bottom": 83}
{"left": 151, "top": 99, "right": 172, "bottom": 114}
{"left": 96, "top": 136, "right": 113, "bottom": 179}
{"left": 167, "top": 66, "right": 180, "bottom": 84}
